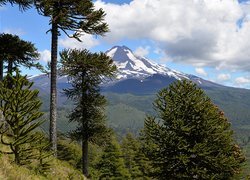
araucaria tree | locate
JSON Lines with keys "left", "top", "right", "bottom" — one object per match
{"left": 0, "top": 71, "right": 44, "bottom": 165}
{"left": 96, "top": 136, "right": 131, "bottom": 179}
{"left": 34, "top": 0, "right": 108, "bottom": 155}
{"left": 143, "top": 80, "right": 245, "bottom": 179}
{"left": 0, "top": 0, "right": 32, "bottom": 10}
{"left": 60, "top": 49, "right": 116, "bottom": 177}
{"left": 0, "top": 33, "right": 40, "bottom": 81}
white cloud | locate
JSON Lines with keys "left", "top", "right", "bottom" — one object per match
{"left": 95, "top": 0, "right": 250, "bottom": 72}
{"left": 134, "top": 46, "right": 150, "bottom": 57}
{"left": 195, "top": 67, "right": 207, "bottom": 77}
{"left": 235, "top": 76, "right": 250, "bottom": 85}
{"left": 217, "top": 73, "right": 231, "bottom": 81}
{"left": 59, "top": 34, "right": 99, "bottom": 50}
{"left": 39, "top": 49, "right": 51, "bottom": 62}
{"left": 3, "top": 28, "right": 25, "bottom": 36}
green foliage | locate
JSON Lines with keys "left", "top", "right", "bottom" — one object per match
{"left": 0, "top": 33, "right": 41, "bottom": 77}
{"left": 35, "top": 0, "right": 108, "bottom": 39}
{"left": 60, "top": 49, "right": 116, "bottom": 176}
{"left": 32, "top": 132, "right": 52, "bottom": 175}
{"left": 0, "top": 153, "right": 85, "bottom": 179}
{"left": 142, "top": 80, "right": 245, "bottom": 179}
{"left": 34, "top": 0, "right": 110, "bottom": 156}
{"left": 96, "top": 136, "right": 131, "bottom": 179}
{"left": 57, "top": 135, "right": 82, "bottom": 168}
{"left": 0, "top": 0, "right": 32, "bottom": 10}
{"left": 107, "top": 104, "right": 146, "bottom": 136}
{"left": 60, "top": 48, "right": 116, "bottom": 143}
{"left": 0, "top": 72, "right": 44, "bottom": 165}
{"left": 121, "top": 133, "right": 151, "bottom": 179}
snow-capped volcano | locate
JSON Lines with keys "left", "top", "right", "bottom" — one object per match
{"left": 28, "top": 45, "right": 223, "bottom": 95}
{"left": 106, "top": 46, "right": 188, "bottom": 80}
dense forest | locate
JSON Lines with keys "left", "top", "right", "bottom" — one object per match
{"left": 0, "top": 0, "right": 249, "bottom": 179}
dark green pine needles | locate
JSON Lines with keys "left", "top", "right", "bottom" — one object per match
{"left": 60, "top": 49, "right": 116, "bottom": 177}
{"left": 96, "top": 136, "right": 131, "bottom": 179}
{"left": 34, "top": 0, "right": 109, "bottom": 155}
{"left": 0, "top": 33, "right": 41, "bottom": 81}
{"left": 0, "top": 72, "right": 44, "bottom": 165}
{"left": 143, "top": 80, "right": 245, "bottom": 179}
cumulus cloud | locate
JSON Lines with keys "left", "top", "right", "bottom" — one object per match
{"left": 235, "top": 76, "right": 250, "bottom": 85}
{"left": 134, "top": 46, "right": 150, "bottom": 57}
{"left": 95, "top": 0, "right": 250, "bottom": 72}
{"left": 195, "top": 67, "right": 207, "bottom": 77}
{"left": 59, "top": 34, "right": 99, "bottom": 50}
{"left": 39, "top": 49, "right": 51, "bottom": 62}
{"left": 217, "top": 73, "right": 231, "bottom": 81}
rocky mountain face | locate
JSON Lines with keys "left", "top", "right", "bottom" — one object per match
{"left": 103, "top": 45, "right": 223, "bottom": 93}
{"left": 106, "top": 45, "right": 188, "bottom": 80}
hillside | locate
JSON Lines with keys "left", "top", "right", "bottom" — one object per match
{"left": 29, "top": 46, "right": 250, "bottom": 139}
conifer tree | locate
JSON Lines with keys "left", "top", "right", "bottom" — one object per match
{"left": 0, "top": 0, "right": 32, "bottom": 10}
{"left": 121, "top": 133, "right": 145, "bottom": 179}
{"left": 0, "top": 71, "right": 44, "bottom": 165}
{"left": 142, "top": 80, "right": 245, "bottom": 179}
{"left": 96, "top": 136, "right": 131, "bottom": 179}
{"left": 60, "top": 49, "right": 116, "bottom": 177}
{"left": 34, "top": 0, "right": 108, "bottom": 155}
{"left": 0, "top": 33, "right": 41, "bottom": 81}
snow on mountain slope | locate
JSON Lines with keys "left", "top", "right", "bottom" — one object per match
{"left": 28, "top": 45, "right": 223, "bottom": 91}
{"left": 106, "top": 46, "right": 189, "bottom": 81}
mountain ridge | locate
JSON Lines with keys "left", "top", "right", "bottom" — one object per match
{"left": 29, "top": 45, "right": 225, "bottom": 93}
{"left": 27, "top": 45, "right": 250, "bottom": 141}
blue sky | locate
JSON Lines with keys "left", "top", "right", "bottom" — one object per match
{"left": 1, "top": 0, "right": 250, "bottom": 88}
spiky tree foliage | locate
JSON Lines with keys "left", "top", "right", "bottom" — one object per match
{"left": 34, "top": 0, "right": 109, "bottom": 155}
{"left": 32, "top": 132, "right": 52, "bottom": 175}
{"left": 96, "top": 136, "right": 131, "bottom": 180}
{"left": 60, "top": 49, "right": 116, "bottom": 177}
{"left": 0, "top": 33, "right": 41, "bottom": 81}
{"left": 121, "top": 133, "right": 147, "bottom": 179}
{"left": 0, "top": 0, "right": 32, "bottom": 10}
{"left": 142, "top": 80, "right": 245, "bottom": 179}
{"left": 0, "top": 71, "right": 44, "bottom": 165}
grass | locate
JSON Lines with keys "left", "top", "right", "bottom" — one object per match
{"left": 0, "top": 154, "right": 85, "bottom": 180}
{"left": 0, "top": 135, "right": 85, "bottom": 180}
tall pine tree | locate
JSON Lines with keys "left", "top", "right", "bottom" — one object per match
{"left": 0, "top": 71, "right": 44, "bottom": 165}
{"left": 60, "top": 49, "right": 116, "bottom": 177}
{"left": 142, "top": 80, "right": 245, "bottom": 179}
{"left": 121, "top": 133, "right": 150, "bottom": 179}
{"left": 34, "top": 0, "right": 108, "bottom": 155}
{"left": 96, "top": 136, "right": 131, "bottom": 180}
{"left": 0, "top": 33, "right": 41, "bottom": 81}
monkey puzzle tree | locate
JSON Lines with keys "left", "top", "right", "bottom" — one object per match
{"left": 60, "top": 49, "right": 116, "bottom": 177}
{"left": 0, "top": 71, "right": 44, "bottom": 165}
{"left": 143, "top": 80, "right": 245, "bottom": 179}
{"left": 34, "top": 0, "right": 108, "bottom": 155}
{"left": 96, "top": 136, "right": 131, "bottom": 179}
{"left": 0, "top": 0, "right": 32, "bottom": 10}
{"left": 0, "top": 33, "right": 41, "bottom": 81}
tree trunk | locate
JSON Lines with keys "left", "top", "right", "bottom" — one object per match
{"left": 7, "top": 60, "right": 13, "bottom": 88}
{"left": 50, "top": 20, "right": 58, "bottom": 157}
{"left": 14, "top": 147, "right": 20, "bottom": 165}
{"left": 82, "top": 139, "right": 89, "bottom": 177}
{"left": 7, "top": 60, "right": 13, "bottom": 75}
{"left": 81, "top": 71, "right": 89, "bottom": 177}
{"left": 0, "top": 59, "right": 3, "bottom": 81}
